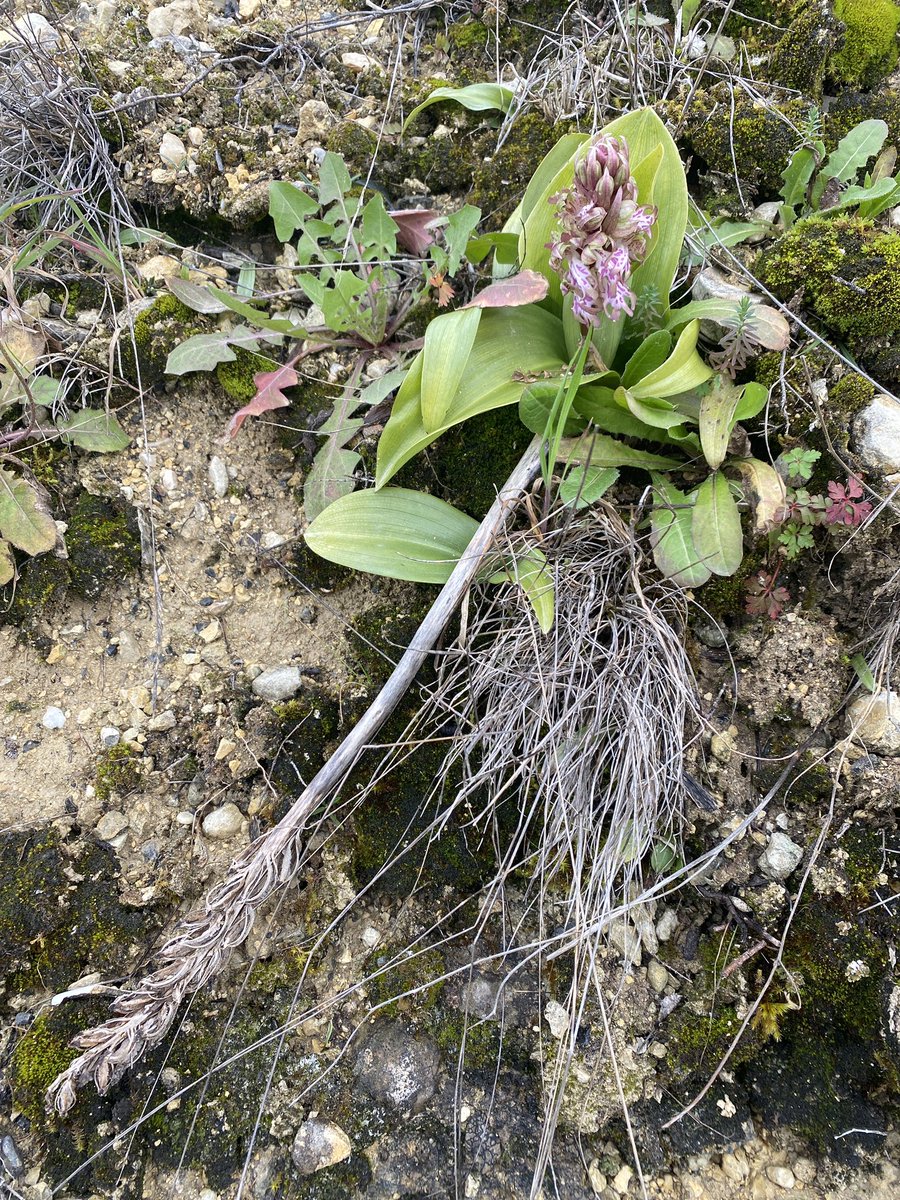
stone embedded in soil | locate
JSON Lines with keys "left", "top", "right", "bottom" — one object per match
{"left": 291, "top": 1116, "right": 352, "bottom": 1176}
{"left": 646, "top": 959, "right": 669, "bottom": 994}
{"left": 758, "top": 831, "right": 803, "bottom": 881}
{"left": 251, "top": 665, "right": 303, "bottom": 702}
{"left": 353, "top": 1021, "right": 440, "bottom": 1114}
{"left": 146, "top": 1, "right": 194, "bottom": 39}
{"left": 147, "top": 709, "right": 177, "bottom": 732}
{"left": 208, "top": 455, "right": 229, "bottom": 498}
{"left": 655, "top": 907, "right": 678, "bottom": 941}
{"left": 846, "top": 690, "right": 900, "bottom": 755}
{"left": 765, "top": 1164, "right": 796, "bottom": 1190}
{"left": 41, "top": 706, "right": 66, "bottom": 730}
{"left": 607, "top": 917, "right": 642, "bottom": 964}
{"left": 201, "top": 802, "right": 243, "bottom": 840}
{"left": 95, "top": 811, "right": 129, "bottom": 841}
{"left": 853, "top": 393, "right": 900, "bottom": 475}
{"left": 159, "top": 132, "right": 188, "bottom": 169}
{"left": 100, "top": 726, "right": 121, "bottom": 748}
{"left": 544, "top": 1000, "right": 570, "bottom": 1039}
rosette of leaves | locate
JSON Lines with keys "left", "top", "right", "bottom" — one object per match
{"left": 0, "top": 310, "right": 129, "bottom": 585}
{"left": 305, "top": 107, "right": 790, "bottom": 622}
{"left": 163, "top": 151, "right": 482, "bottom": 520}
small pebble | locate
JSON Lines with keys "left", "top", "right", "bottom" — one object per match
{"left": 96, "top": 811, "right": 129, "bottom": 841}
{"left": 198, "top": 619, "right": 222, "bottom": 644}
{"left": 655, "top": 908, "right": 679, "bottom": 942}
{"left": 291, "top": 1117, "right": 352, "bottom": 1176}
{"left": 544, "top": 999, "right": 570, "bottom": 1039}
{"left": 759, "top": 831, "right": 803, "bottom": 881}
{"left": 159, "top": 132, "right": 188, "bottom": 169}
{"left": 1, "top": 1134, "right": 23, "bottom": 1177}
{"left": 42, "top": 706, "right": 66, "bottom": 730}
{"left": 148, "top": 709, "right": 177, "bottom": 732}
{"left": 100, "top": 726, "right": 121, "bottom": 748}
{"left": 647, "top": 959, "right": 669, "bottom": 994}
{"left": 765, "top": 1164, "right": 796, "bottom": 1190}
{"left": 251, "top": 665, "right": 302, "bottom": 702}
{"left": 201, "top": 802, "right": 243, "bottom": 840}
{"left": 208, "top": 456, "right": 229, "bottom": 498}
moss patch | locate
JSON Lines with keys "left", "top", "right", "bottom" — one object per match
{"left": 770, "top": 2, "right": 843, "bottom": 95}
{"left": 95, "top": 743, "right": 142, "bottom": 803}
{"left": 126, "top": 293, "right": 206, "bottom": 388}
{"left": 66, "top": 492, "right": 141, "bottom": 600}
{"left": 215, "top": 344, "right": 280, "bottom": 403}
{"left": 671, "top": 89, "right": 810, "bottom": 197}
{"left": 831, "top": 0, "right": 900, "bottom": 89}
{"left": 755, "top": 215, "right": 900, "bottom": 379}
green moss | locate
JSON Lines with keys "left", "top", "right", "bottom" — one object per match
{"left": 95, "top": 743, "right": 142, "bottom": 802}
{"left": 66, "top": 492, "right": 141, "bottom": 600}
{"left": 9, "top": 1014, "right": 78, "bottom": 1122}
{"left": 215, "top": 345, "right": 279, "bottom": 403}
{"left": 324, "top": 121, "right": 379, "bottom": 175}
{"left": 433, "top": 1011, "right": 502, "bottom": 1070}
{"left": 348, "top": 598, "right": 431, "bottom": 690}
{"left": 667, "top": 1005, "right": 756, "bottom": 1079}
{"left": 366, "top": 947, "right": 445, "bottom": 1017}
{"left": 755, "top": 215, "right": 900, "bottom": 343}
{"left": 697, "top": 554, "right": 760, "bottom": 621}
{"left": 128, "top": 293, "right": 205, "bottom": 388}
{"left": 831, "top": 0, "right": 900, "bottom": 88}
{"left": 770, "top": 2, "right": 843, "bottom": 95}
{"left": 448, "top": 20, "right": 490, "bottom": 53}
{"left": 268, "top": 686, "right": 344, "bottom": 804}
{"left": 0, "top": 552, "right": 69, "bottom": 640}
{"left": 829, "top": 370, "right": 875, "bottom": 418}
{"left": 672, "top": 89, "right": 810, "bottom": 195}
{"left": 826, "top": 86, "right": 900, "bottom": 150}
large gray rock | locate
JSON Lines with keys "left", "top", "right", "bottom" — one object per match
{"left": 853, "top": 394, "right": 900, "bottom": 475}
{"left": 354, "top": 1021, "right": 440, "bottom": 1113}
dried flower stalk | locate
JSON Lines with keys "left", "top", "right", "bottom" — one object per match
{"left": 47, "top": 441, "right": 543, "bottom": 1113}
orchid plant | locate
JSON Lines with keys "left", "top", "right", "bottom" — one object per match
{"left": 305, "top": 106, "right": 790, "bottom": 628}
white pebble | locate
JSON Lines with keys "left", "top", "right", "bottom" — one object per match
{"left": 251, "top": 666, "right": 302, "bottom": 702}
{"left": 201, "top": 803, "right": 243, "bottom": 840}
{"left": 42, "top": 706, "right": 66, "bottom": 730}
{"left": 159, "top": 132, "right": 188, "bottom": 170}
{"left": 100, "top": 726, "right": 121, "bottom": 748}
{"left": 208, "top": 456, "right": 229, "bottom": 498}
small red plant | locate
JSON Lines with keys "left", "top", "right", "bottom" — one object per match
{"left": 745, "top": 569, "right": 791, "bottom": 620}
{"left": 824, "top": 477, "right": 872, "bottom": 527}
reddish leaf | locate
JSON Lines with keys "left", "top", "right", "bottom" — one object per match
{"left": 389, "top": 208, "right": 442, "bottom": 255}
{"left": 463, "top": 269, "right": 549, "bottom": 310}
{"left": 824, "top": 476, "right": 872, "bottom": 527}
{"left": 226, "top": 362, "right": 298, "bottom": 437}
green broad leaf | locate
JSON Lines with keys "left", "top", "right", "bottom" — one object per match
{"left": 829, "top": 177, "right": 898, "bottom": 215}
{"left": 208, "top": 287, "right": 301, "bottom": 335}
{"left": 851, "top": 653, "right": 877, "bottom": 693}
{"left": 602, "top": 108, "right": 688, "bottom": 314}
{"left": 361, "top": 192, "right": 398, "bottom": 258}
{"left": 236, "top": 262, "right": 256, "bottom": 297}
{"left": 573, "top": 384, "right": 664, "bottom": 440}
{"left": 303, "top": 447, "right": 361, "bottom": 522}
{"left": 519, "top": 378, "right": 585, "bottom": 436}
{"left": 686, "top": 219, "right": 770, "bottom": 263}
{"left": 165, "top": 327, "right": 262, "bottom": 375}
{"left": 402, "top": 83, "right": 515, "bottom": 133}
{"left": 0, "top": 468, "right": 57, "bottom": 556}
{"left": 56, "top": 409, "right": 130, "bottom": 453}
{"left": 871, "top": 145, "right": 897, "bottom": 182}
{"left": 630, "top": 320, "right": 712, "bottom": 399}
{"left": 559, "top": 464, "right": 618, "bottom": 510}
{"left": 443, "top": 205, "right": 481, "bottom": 275}
{"left": 699, "top": 375, "right": 742, "bottom": 470}
{"left": 734, "top": 381, "right": 769, "bottom": 422}
{"left": 166, "top": 277, "right": 229, "bottom": 314}
{"left": 666, "top": 298, "right": 745, "bottom": 330}
{"left": 780, "top": 145, "right": 817, "bottom": 208}
{"left": 317, "top": 152, "right": 353, "bottom": 207}
{"left": 359, "top": 367, "right": 407, "bottom": 407}
{"left": 557, "top": 432, "right": 681, "bottom": 472}
{"left": 421, "top": 307, "right": 483, "bottom": 432}
{"left": 857, "top": 179, "right": 900, "bottom": 220}
{"left": 621, "top": 330, "right": 673, "bottom": 387}
{"left": 466, "top": 230, "right": 519, "bottom": 265}
{"left": 376, "top": 305, "right": 567, "bottom": 487}
{"left": 506, "top": 548, "right": 555, "bottom": 634}
{"left": 305, "top": 487, "right": 479, "bottom": 584}
{"left": 691, "top": 473, "right": 743, "bottom": 577}
{"left": 820, "top": 119, "right": 888, "bottom": 188}
{"left": 496, "top": 133, "right": 588, "bottom": 278}
{"left": 649, "top": 474, "right": 712, "bottom": 588}
{"left": 0, "top": 538, "right": 14, "bottom": 586}
{"left": 297, "top": 273, "right": 327, "bottom": 308}
{"left": 731, "top": 457, "right": 787, "bottom": 533}
{"left": 621, "top": 388, "right": 686, "bottom": 431}
{"left": 321, "top": 270, "right": 368, "bottom": 333}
